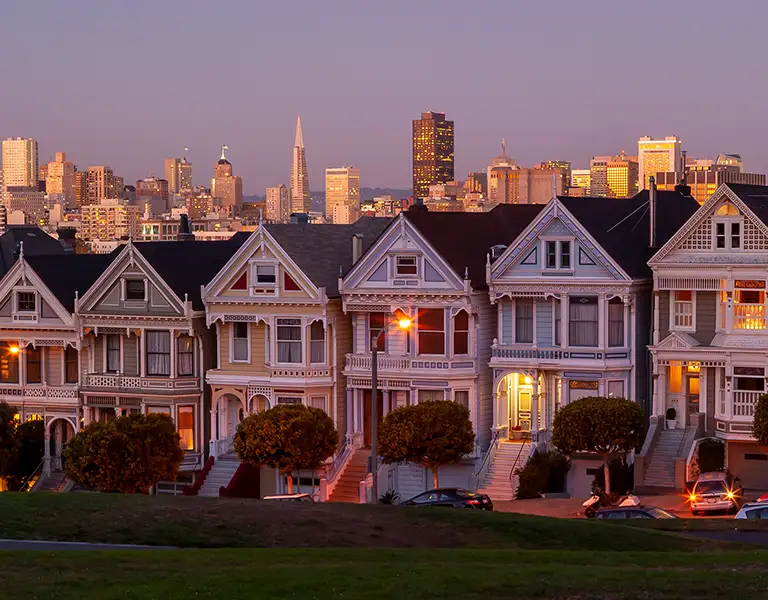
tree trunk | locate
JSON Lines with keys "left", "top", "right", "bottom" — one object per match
{"left": 432, "top": 467, "right": 439, "bottom": 489}
{"left": 603, "top": 456, "right": 611, "bottom": 495}
{"left": 286, "top": 470, "right": 294, "bottom": 494}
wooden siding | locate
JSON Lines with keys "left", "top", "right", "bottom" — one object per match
{"left": 500, "top": 302, "right": 512, "bottom": 344}
{"left": 473, "top": 290, "right": 496, "bottom": 449}
{"left": 693, "top": 291, "right": 717, "bottom": 346}
{"left": 535, "top": 300, "right": 553, "bottom": 347}
{"left": 326, "top": 300, "right": 350, "bottom": 437}
{"left": 217, "top": 321, "right": 269, "bottom": 375}
{"left": 658, "top": 291, "right": 670, "bottom": 341}
{"left": 124, "top": 335, "right": 139, "bottom": 376}
{"left": 633, "top": 290, "right": 652, "bottom": 413}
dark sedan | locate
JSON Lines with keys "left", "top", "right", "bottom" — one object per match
{"left": 401, "top": 488, "right": 493, "bottom": 510}
{"left": 594, "top": 506, "right": 678, "bottom": 519}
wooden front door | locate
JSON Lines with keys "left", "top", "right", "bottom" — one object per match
{"left": 363, "top": 389, "right": 384, "bottom": 448}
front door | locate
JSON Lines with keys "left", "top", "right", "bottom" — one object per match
{"left": 509, "top": 388, "right": 532, "bottom": 434}
{"left": 363, "top": 389, "right": 384, "bottom": 448}
{"left": 686, "top": 375, "right": 700, "bottom": 423}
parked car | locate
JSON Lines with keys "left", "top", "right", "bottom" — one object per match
{"left": 401, "top": 488, "right": 493, "bottom": 510}
{"left": 594, "top": 506, "right": 678, "bottom": 519}
{"left": 689, "top": 471, "right": 743, "bottom": 515}
{"left": 262, "top": 493, "right": 314, "bottom": 503}
{"left": 735, "top": 502, "right": 768, "bottom": 519}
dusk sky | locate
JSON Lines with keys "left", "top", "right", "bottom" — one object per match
{"left": 2, "top": 0, "right": 766, "bottom": 194}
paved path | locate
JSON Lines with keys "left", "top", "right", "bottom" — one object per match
{"left": 0, "top": 539, "right": 175, "bottom": 551}
{"left": 688, "top": 531, "right": 768, "bottom": 546}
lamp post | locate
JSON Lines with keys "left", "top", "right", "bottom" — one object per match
{"left": 370, "top": 314, "right": 412, "bottom": 504}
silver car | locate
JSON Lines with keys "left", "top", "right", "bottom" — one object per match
{"left": 689, "top": 471, "right": 743, "bottom": 515}
{"left": 735, "top": 502, "right": 768, "bottom": 519}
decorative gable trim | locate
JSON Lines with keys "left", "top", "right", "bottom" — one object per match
{"left": 521, "top": 247, "right": 537, "bottom": 265}
{"left": 654, "top": 331, "right": 701, "bottom": 350}
{"left": 490, "top": 198, "right": 630, "bottom": 282}
{"left": 0, "top": 258, "right": 75, "bottom": 326}
{"left": 650, "top": 184, "right": 768, "bottom": 263}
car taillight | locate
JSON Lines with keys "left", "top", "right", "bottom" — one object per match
{"left": 467, "top": 499, "right": 481, "bottom": 505}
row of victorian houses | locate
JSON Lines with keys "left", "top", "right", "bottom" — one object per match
{"left": 4, "top": 181, "right": 768, "bottom": 499}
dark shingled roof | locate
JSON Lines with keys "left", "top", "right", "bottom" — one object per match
{"left": 25, "top": 254, "right": 117, "bottom": 312}
{"left": 404, "top": 204, "right": 545, "bottom": 289}
{"left": 130, "top": 232, "right": 250, "bottom": 310}
{"left": 725, "top": 183, "right": 768, "bottom": 225}
{"left": 0, "top": 227, "right": 64, "bottom": 278}
{"left": 560, "top": 189, "right": 700, "bottom": 278}
{"left": 265, "top": 218, "right": 392, "bottom": 297}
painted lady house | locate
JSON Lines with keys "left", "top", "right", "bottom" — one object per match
{"left": 484, "top": 186, "right": 698, "bottom": 498}
{"left": 642, "top": 183, "right": 768, "bottom": 491}
{"left": 201, "top": 219, "right": 389, "bottom": 499}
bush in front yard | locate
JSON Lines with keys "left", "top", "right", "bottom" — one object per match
{"left": 591, "top": 456, "right": 634, "bottom": 497}
{"left": 698, "top": 438, "right": 725, "bottom": 473}
{"left": 753, "top": 394, "right": 768, "bottom": 446}
{"left": 65, "top": 413, "right": 183, "bottom": 493}
{"left": 515, "top": 450, "right": 570, "bottom": 500}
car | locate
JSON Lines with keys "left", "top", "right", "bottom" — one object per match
{"left": 594, "top": 506, "right": 679, "bottom": 519}
{"left": 735, "top": 502, "right": 768, "bottom": 519}
{"left": 688, "top": 471, "right": 743, "bottom": 515}
{"left": 400, "top": 488, "right": 493, "bottom": 510}
{"left": 262, "top": 493, "right": 314, "bottom": 502}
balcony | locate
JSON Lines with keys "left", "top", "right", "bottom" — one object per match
{"left": 719, "top": 389, "right": 762, "bottom": 421}
{"left": 344, "top": 353, "right": 476, "bottom": 374}
{"left": 82, "top": 373, "right": 200, "bottom": 393}
{"left": 733, "top": 303, "right": 767, "bottom": 331}
{"left": 0, "top": 385, "right": 78, "bottom": 404}
{"left": 490, "top": 344, "right": 630, "bottom": 366}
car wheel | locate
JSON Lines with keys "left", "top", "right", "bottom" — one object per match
{"left": 691, "top": 510, "right": 698, "bottom": 516}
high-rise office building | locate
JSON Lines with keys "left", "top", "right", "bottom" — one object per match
{"left": 656, "top": 162, "right": 766, "bottom": 204}
{"left": 4, "top": 187, "right": 47, "bottom": 225}
{"left": 2, "top": 138, "right": 38, "bottom": 190}
{"left": 266, "top": 184, "right": 291, "bottom": 223}
{"left": 179, "top": 155, "right": 192, "bottom": 190}
{"left": 136, "top": 177, "right": 170, "bottom": 216}
{"left": 487, "top": 147, "right": 521, "bottom": 204}
{"left": 165, "top": 151, "right": 193, "bottom": 193}
{"left": 81, "top": 198, "right": 141, "bottom": 242}
{"left": 86, "top": 166, "right": 121, "bottom": 204}
{"left": 638, "top": 135, "right": 681, "bottom": 190}
{"left": 325, "top": 166, "right": 360, "bottom": 224}
{"left": 571, "top": 169, "right": 591, "bottom": 191}
{"left": 588, "top": 156, "right": 611, "bottom": 197}
{"left": 606, "top": 152, "right": 639, "bottom": 198}
{"left": 73, "top": 170, "right": 88, "bottom": 207}
{"left": 535, "top": 160, "right": 571, "bottom": 195}
{"left": 290, "top": 117, "right": 311, "bottom": 214}
{"left": 185, "top": 187, "right": 214, "bottom": 220}
{"left": 412, "top": 111, "right": 454, "bottom": 198}
{"left": 46, "top": 152, "right": 76, "bottom": 207}
{"left": 465, "top": 172, "right": 488, "bottom": 196}
{"left": 211, "top": 145, "right": 243, "bottom": 214}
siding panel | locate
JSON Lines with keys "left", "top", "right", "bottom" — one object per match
{"left": 536, "top": 300, "right": 553, "bottom": 347}
{"left": 473, "top": 290, "right": 496, "bottom": 449}
{"left": 47, "top": 347, "right": 63, "bottom": 386}
{"left": 501, "top": 302, "right": 512, "bottom": 344}
{"left": 124, "top": 336, "right": 139, "bottom": 376}
{"left": 658, "top": 291, "right": 670, "bottom": 341}
{"left": 693, "top": 292, "right": 717, "bottom": 345}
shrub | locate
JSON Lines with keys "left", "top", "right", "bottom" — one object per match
{"left": 6, "top": 419, "right": 44, "bottom": 491}
{"left": 753, "top": 394, "right": 768, "bottom": 446}
{"left": 698, "top": 438, "right": 725, "bottom": 473}
{"left": 379, "top": 489, "right": 400, "bottom": 504}
{"left": 378, "top": 401, "right": 475, "bottom": 488}
{"left": 592, "top": 456, "right": 635, "bottom": 497}
{"left": 0, "top": 402, "right": 18, "bottom": 479}
{"left": 65, "top": 413, "right": 183, "bottom": 493}
{"left": 515, "top": 450, "right": 570, "bottom": 500}
{"left": 666, "top": 407, "right": 677, "bottom": 421}
{"left": 234, "top": 404, "right": 337, "bottom": 494}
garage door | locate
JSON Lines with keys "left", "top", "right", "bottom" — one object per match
{"left": 436, "top": 464, "right": 474, "bottom": 490}
{"left": 727, "top": 442, "right": 768, "bottom": 490}
{"left": 396, "top": 464, "right": 426, "bottom": 501}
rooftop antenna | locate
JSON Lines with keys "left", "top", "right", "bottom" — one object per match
{"left": 501, "top": 138, "right": 506, "bottom": 157}
{"left": 220, "top": 145, "right": 228, "bottom": 161}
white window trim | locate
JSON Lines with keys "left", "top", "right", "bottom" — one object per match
{"left": 14, "top": 289, "right": 38, "bottom": 314}
{"left": 451, "top": 310, "right": 471, "bottom": 357}
{"left": 121, "top": 278, "right": 148, "bottom": 302}
{"left": 309, "top": 320, "right": 326, "bottom": 365}
{"left": 309, "top": 395, "right": 328, "bottom": 413}
{"left": 670, "top": 290, "right": 697, "bottom": 332}
{"left": 62, "top": 345, "right": 79, "bottom": 385}
{"left": 394, "top": 254, "right": 420, "bottom": 278}
{"left": 540, "top": 236, "right": 575, "bottom": 271}
{"left": 176, "top": 334, "right": 195, "bottom": 377}
{"left": 103, "top": 333, "right": 123, "bottom": 374}
{"left": 264, "top": 323, "right": 271, "bottom": 365}
{"left": 712, "top": 217, "right": 743, "bottom": 251}
{"left": 275, "top": 317, "right": 304, "bottom": 366}
{"left": 230, "top": 322, "right": 251, "bottom": 364}
{"left": 606, "top": 379, "right": 626, "bottom": 399}
{"left": 513, "top": 298, "right": 536, "bottom": 345}
{"left": 248, "top": 260, "right": 279, "bottom": 295}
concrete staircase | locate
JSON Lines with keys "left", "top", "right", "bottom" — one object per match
{"left": 198, "top": 455, "right": 240, "bottom": 497}
{"left": 477, "top": 441, "right": 530, "bottom": 501}
{"left": 31, "top": 471, "right": 67, "bottom": 492}
{"left": 642, "top": 428, "right": 687, "bottom": 489}
{"left": 328, "top": 449, "right": 370, "bottom": 503}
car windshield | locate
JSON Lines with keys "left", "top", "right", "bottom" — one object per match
{"left": 646, "top": 508, "right": 678, "bottom": 519}
{"left": 694, "top": 480, "right": 726, "bottom": 494}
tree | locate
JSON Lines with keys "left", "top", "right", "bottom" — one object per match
{"left": 234, "top": 404, "right": 338, "bottom": 494}
{"left": 378, "top": 400, "right": 475, "bottom": 488}
{"left": 552, "top": 396, "right": 646, "bottom": 495}
{"left": 65, "top": 413, "right": 183, "bottom": 493}
{"left": 6, "top": 419, "right": 44, "bottom": 491}
{"left": 753, "top": 394, "right": 768, "bottom": 446}
{"left": 0, "top": 402, "right": 19, "bottom": 480}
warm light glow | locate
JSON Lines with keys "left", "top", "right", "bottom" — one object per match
{"left": 688, "top": 494, "right": 697, "bottom": 502}
{"left": 397, "top": 318, "right": 412, "bottom": 330}
{"left": 9, "top": 346, "right": 19, "bottom": 355}
{"left": 727, "top": 491, "right": 735, "bottom": 500}
{"left": 524, "top": 375, "right": 532, "bottom": 385}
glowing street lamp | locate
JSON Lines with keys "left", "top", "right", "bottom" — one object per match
{"left": 8, "top": 346, "right": 19, "bottom": 355}
{"left": 370, "top": 313, "right": 412, "bottom": 504}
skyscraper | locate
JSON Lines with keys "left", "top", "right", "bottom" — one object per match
{"left": 588, "top": 156, "right": 611, "bottom": 197}
{"left": 211, "top": 145, "right": 243, "bottom": 214}
{"left": 2, "top": 138, "right": 38, "bottom": 189}
{"left": 638, "top": 135, "right": 681, "bottom": 190}
{"left": 73, "top": 170, "right": 88, "bottom": 207}
{"left": 266, "top": 184, "right": 291, "bottom": 223}
{"left": 290, "top": 117, "right": 311, "bottom": 214}
{"left": 325, "top": 166, "right": 361, "bottom": 224}
{"left": 136, "top": 177, "right": 170, "bottom": 216}
{"left": 86, "top": 166, "right": 121, "bottom": 204}
{"left": 487, "top": 147, "right": 521, "bottom": 204}
{"left": 606, "top": 152, "right": 639, "bottom": 198}
{"left": 179, "top": 155, "right": 192, "bottom": 190}
{"left": 412, "top": 112, "right": 454, "bottom": 198}
{"left": 571, "top": 169, "right": 591, "bottom": 191}
{"left": 46, "top": 152, "right": 76, "bottom": 207}
{"left": 535, "top": 160, "right": 571, "bottom": 195}
{"left": 165, "top": 150, "right": 193, "bottom": 193}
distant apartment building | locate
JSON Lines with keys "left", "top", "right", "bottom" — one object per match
{"left": 412, "top": 111, "right": 454, "bottom": 198}
{"left": 165, "top": 154, "right": 193, "bottom": 194}
{"left": 606, "top": 152, "right": 639, "bottom": 198}
{"left": 4, "top": 187, "right": 47, "bottom": 225}
{"left": 211, "top": 146, "right": 243, "bottom": 215}
{"left": 186, "top": 188, "right": 215, "bottom": 220}
{"left": 488, "top": 151, "right": 562, "bottom": 204}
{"left": 86, "top": 166, "right": 122, "bottom": 204}
{"left": 266, "top": 184, "right": 291, "bottom": 223}
{"left": 325, "top": 166, "right": 361, "bottom": 224}
{"left": 136, "top": 177, "right": 170, "bottom": 217}
{"left": 1, "top": 138, "right": 38, "bottom": 190}
{"left": 45, "top": 152, "right": 76, "bottom": 207}
{"left": 535, "top": 160, "right": 571, "bottom": 195}
{"left": 638, "top": 135, "right": 681, "bottom": 190}
{"left": 656, "top": 161, "right": 766, "bottom": 203}
{"left": 571, "top": 169, "right": 591, "bottom": 193}
{"left": 74, "top": 170, "right": 87, "bottom": 207}
{"left": 80, "top": 199, "right": 141, "bottom": 242}
{"left": 465, "top": 171, "right": 488, "bottom": 196}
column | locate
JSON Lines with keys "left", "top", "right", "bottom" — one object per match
{"left": 345, "top": 388, "right": 353, "bottom": 438}
{"left": 352, "top": 389, "right": 359, "bottom": 433}
{"left": 139, "top": 331, "right": 146, "bottom": 377}
{"left": 652, "top": 291, "right": 660, "bottom": 345}
{"left": 560, "top": 294, "right": 569, "bottom": 348}
{"left": 42, "top": 424, "right": 51, "bottom": 476}
{"left": 41, "top": 347, "right": 47, "bottom": 386}
{"left": 623, "top": 300, "right": 630, "bottom": 349}
{"left": 598, "top": 293, "right": 606, "bottom": 348}
{"left": 531, "top": 301, "right": 537, "bottom": 346}
{"left": 532, "top": 371, "right": 540, "bottom": 440}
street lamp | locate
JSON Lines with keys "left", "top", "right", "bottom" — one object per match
{"left": 370, "top": 313, "right": 412, "bottom": 504}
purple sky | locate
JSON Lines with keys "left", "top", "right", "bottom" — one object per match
{"left": 2, "top": 0, "right": 766, "bottom": 194}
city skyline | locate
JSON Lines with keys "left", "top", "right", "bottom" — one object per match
{"left": 3, "top": 1, "right": 766, "bottom": 193}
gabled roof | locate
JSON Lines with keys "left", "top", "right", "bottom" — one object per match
{"left": 560, "top": 190, "right": 699, "bottom": 278}
{"left": 725, "top": 183, "right": 768, "bottom": 225}
{"left": 403, "top": 204, "right": 545, "bottom": 289}
{"left": 265, "top": 218, "right": 391, "bottom": 297}
{"left": 127, "top": 233, "right": 250, "bottom": 310}
{"left": 0, "top": 227, "right": 64, "bottom": 278}
{"left": 25, "top": 254, "right": 116, "bottom": 312}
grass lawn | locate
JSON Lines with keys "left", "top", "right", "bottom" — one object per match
{"left": 0, "top": 492, "right": 729, "bottom": 551}
{"left": 3, "top": 548, "right": 768, "bottom": 600}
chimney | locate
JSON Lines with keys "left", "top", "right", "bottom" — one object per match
{"left": 649, "top": 176, "right": 657, "bottom": 248}
{"left": 352, "top": 233, "right": 363, "bottom": 264}
{"left": 177, "top": 213, "right": 195, "bottom": 241}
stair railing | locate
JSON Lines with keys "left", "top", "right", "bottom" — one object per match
{"left": 474, "top": 429, "right": 501, "bottom": 489}
{"left": 18, "top": 460, "right": 44, "bottom": 492}
{"left": 508, "top": 432, "right": 532, "bottom": 493}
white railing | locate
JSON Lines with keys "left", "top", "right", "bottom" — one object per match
{"left": 673, "top": 301, "right": 694, "bottom": 329}
{"left": 474, "top": 428, "right": 503, "bottom": 489}
{"left": 733, "top": 390, "right": 762, "bottom": 418}
{"left": 346, "top": 354, "right": 410, "bottom": 371}
{"left": 83, "top": 374, "right": 200, "bottom": 390}
{"left": 210, "top": 434, "right": 235, "bottom": 458}
{"left": 734, "top": 303, "right": 767, "bottom": 331}
{"left": 0, "top": 386, "right": 78, "bottom": 401}
{"left": 326, "top": 437, "right": 352, "bottom": 485}
{"left": 492, "top": 347, "right": 564, "bottom": 360}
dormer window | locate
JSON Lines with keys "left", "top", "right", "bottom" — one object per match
{"left": 713, "top": 202, "right": 742, "bottom": 250}
{"left": 395, "top": 256, "right": 418, "bottom": 277}
{"left": 125, "top": 280, "right": 146, "bottom": 300}
{"left": 255, "top": 265, "right": 276, "bottom": 284}
{"left": 544, "top": 240, "right": 572, "bottom": 270}
{"left": 17, "top": 292, "right": 36, "bottom": 312}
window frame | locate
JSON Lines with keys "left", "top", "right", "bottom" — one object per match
{"left": 670, "top": 290, "right": 696, "bottom": 332}
{"left": 309, "top": 320, "right": 326, "bottom": 364}
{"left": 276, "top": 318, "right": 303, "bottom": 364}
{"left": 368, "top": 312, "right": 387, "bottom": 352}
{"left": 177, "top": 405, "right": 195, "bottom": 451}
{"left": 0, "top": 342, "right": 19, "bottom": 384}
{"left": 145, "top": 330, "right": 171, "bottom": 377}
{"left": 26, "top": 346, "right": 42, "bottom": 384}
{"left": 105, "top": 334, "right": 121, "bottom": 373}
{"left": 417, "top": 308, "right": 446, "bottom": 356}
{"left": 64, "top": 346, "right": 78, "bottom": 384}
{"left": 568, "top": 295, "right": 599, "bottom": 347}
{"left": 231, "top": 322, "right": 250, "bottom": 363}
{"left": 124, "top": 279, "right": 146, "bottom": 301}
{"left": 16, "top": 291, "right": 37, "bottom": 313}
{"left": 712, "top": 217, "right": 743, "bottom": 251}
{"left": 515, "top": 299, "right": 534, "bottom": 344}
{"left": 177, "top": 334, "right": 195, "bottom": 376}
{"left": 607, "top": 297, "right": 625, "bottom": 347}
{"left": 452, "top": 310, "right": 470, "bottom": 356}
{"left": 395, "top": 255, "right": 419, "bottom": 278}
{"left": 541, "top": 238, "right": 575, "bottom": 271}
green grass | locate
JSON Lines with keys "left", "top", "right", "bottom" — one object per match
{"left": 3, "top": 549, "right": 768, "bottom": 600}
{"left": 0, "top": 492, "right": 728, "bottom": 551}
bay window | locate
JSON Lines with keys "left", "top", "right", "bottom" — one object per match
{"left": 608, "top": 297, "right": 624, "bottom": 347}
{"left": 310, "top": 321, "right": 325, "bottom": 363}
{"left": 418, "top": 309, "right": 445, "bottom": 355}
{"left": 453, "top": 311, "right": 469, "bottom": 355}
{"left": 177, "top": 335, "right": 194, "bottom": 376}
{"left": 569, "top": 296, "right": 598, "bottom": 347}
{"left": 515, "top": 299, "right": 534, "bottom": 343}
{"left": 277, "top": 318, "right": 302, "bottom": 363}
{"left": 0, "top": 343, "right": 19, "bottom": 383}
{"left": 232, "top": 322, "right": 249, "bottom": 362}
{"left": 146, "top": 330, "right": 171, "bottom": 376}
{"left": 65, "top": 346, "right": 78, "bottom": 383}
{"left": 178, "top": 406, "right": 194, "bottom": 450}
{"left": 418, "top": 389, "right": 444, "bottom": 403}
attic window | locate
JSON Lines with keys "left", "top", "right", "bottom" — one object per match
{"left": 255, "top": 265, "right": 276, "bottom": 284}
{"left": 126, "top": 280, "right": 146, "bottom": 300}
{"left": 395, "top": 256, "right": 418, "bottom": 277}
{"left": 17, "top": 292, "right": 36, "bottom": 312}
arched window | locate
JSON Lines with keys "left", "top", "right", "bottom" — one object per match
{"left": 453, "top": 310, "right": 469, "bottom": 355}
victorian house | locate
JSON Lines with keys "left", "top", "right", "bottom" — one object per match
{"left": 484, "top": 189, "right": 698, "bottom": 498}
{"left": 201, "top": 219, "right": 389, "bottom": 498}
{"left": 340, "top": 206, "right": 544, "bottom": 500}
{"left": 642, "top": 183, "right": 768, "bottom": 490}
